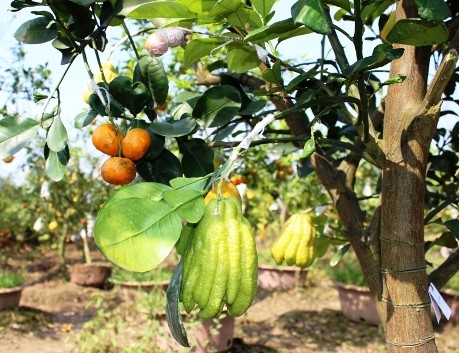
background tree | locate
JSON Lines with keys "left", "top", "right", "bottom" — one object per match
{"left": 2, "top": 1, "right": 459, "bottom": 352}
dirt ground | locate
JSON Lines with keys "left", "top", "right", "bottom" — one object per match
{"left": 1, "top": 247, "right": 459, "bottom": 353}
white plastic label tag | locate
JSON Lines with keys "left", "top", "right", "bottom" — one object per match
{"left": 428, "top": 282, "right": 451, "bottom": 323}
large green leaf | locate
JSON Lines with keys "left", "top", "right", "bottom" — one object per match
{"left": 101, "top": 182, "right": 172, "bottom": 211}
{"left": 386, "top": 19, "right": 449, "bottom": 46}
{"left": 183, "top": 37, "right": 227, "bottom": 68}
{"left": 179, "top": 139, "right": 214, "bottom": 177}
{"left": 251, "top": 0, "right": 277, "bottom": 17}
{"left": 192, "top": 85, "right": 242, "bottom": 126}
{"left": 163, "top": 189, "right": 205, "bottom": 223}
{"left": 122, "top": 1, "right": 196, "bottom": 18}
{"left": 134, "top": 56, "right": 169, "bottom": 106}
{"left": 227, "top": 42, "right": 261, "bottom": 73}
{"left": 291, "top": 0, "right": 331, "bottom": 35}
{"left": 94, "top": 197, "right": 182, "bottom": 272}
{"left": 208, "top": 0, "right": 241, "bottom": 17}
{"left": 244, "top": 19, "right": 303, "bottom": 43}
{"left": 150, "top": 118, "right": 196, "bottom": 137}
{"left": 14, "top": 17, "right": 57, "bottom": 44}
{"left": 415, "top": 0, "right": 451, "bottom": 21}
{"left": 46, "top": 115, "right": 68, "bottom": 152}
{"left": 169, "top": 176, "right": 209, "bottom": 191}
{"left": 0, "top": 116, "right": 40, "bottom": 159}
{"left": 45, "top": 145, "right": 69, "bottom": 182}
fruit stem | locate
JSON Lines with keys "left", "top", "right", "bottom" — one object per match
{"left": 122, "top": 21, "right": 141, "bottom": 61}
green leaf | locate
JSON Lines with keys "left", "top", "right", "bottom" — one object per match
{"left": 122, "top": 1, "right": 196, "bottom": 18}
{"left": 134, "top": 56, "right": 169, "bottom": 106}
{"left": 183, "top": 38, "right": 227, "bottom": 68}
{"left": 261, "top": 60, "right": 282, "bottom": 83}
{"left": 301, "top": 138, "right": 316, "bottom": 158}
{"left": 150, "top": 118, "right": 196, "bottom": 137}
{"left": 192, "top": 85, "right": 242, "bottom": 126}
{"left": 179, "top": 139, "right": 214, "bottom": 177}
{"left": 166, "top": 261, "right": 190, "bottom": 347}
{"left": 14, "top": 17, "right": 57, "bottom": 44}
{"left": 251, "top": 0, "right": 277, "bottom": 17}
{"left": 291, "top": 0, "right": 331, "bottom": 35}
{"left": 208, "top": 0, "right": 241, "bottom": 17}
{"left": 227, "top": 42, "right": 261, "bottom": 73}
{"left": 163, "top": 189, "right": 205, "bottom": 223}
{"left": 136, "top": 148, "right": 183, "bottom": 184}
{"left": 102, "top": 182, "right": 171, "bottom": 211}
{"left": 0, "top": 116, "right": 40, "bottom": 159}
{"left": 244, "top": 19, "right": 302, "bottom": 43}
{"left": 380, "top": 74, "right": 407, "bottom": 87}
{"left": 342, "top": 43, "right": 404, "bottom": 77}
{"left": 94, "top": 197, "right": 182, "bottom": 272}
{"left": 45, "top": 146, "right": 69, "bottom": 182}
{"left": 278, "top": 27, "right": 313, "bottom": 43}
{"left": 46, "top": 115, "right": 68, "bottom": 152}
{"left": 74, "top": 110, "right": 98, "bottom": 128}
{"left": 109, "top": 76, "right": 150, "bottom": 115}
{"left": 386, "top": 19, "right": 449, "bottom": 46}
{"left": 239, "top": 99, "right": 267, "bottom": 115}
{"left": 415, "top": 0, "right": 451, "bottom": 21}
{"left": 444, "top": 219, "right": 459, "bottom": 237}
{"left": 361, "top": 0, "right": 395, "bottom": 23}
{"left": 432, "top": 232, "right": 458, "bottom": 248}
{"left": 170, "top": 176, "right": 209, "bottom": 191}
{"left": 329, "top": 244, "right": 350, "bottom": 267}
{"left": 227, "top": 8, "right": 250, "bottom": 28}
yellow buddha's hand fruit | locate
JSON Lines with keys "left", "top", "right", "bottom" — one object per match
{"left": 180, "top": 197, "right": 257, "bottom": 319}
{"left": 204, "top": 179, "right": 241, "bottom": 205}
{"left": 271, "top": 212, "right": 317, "bottom": 268}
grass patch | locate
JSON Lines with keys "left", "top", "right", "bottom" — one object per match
{"left": 0, "top": 270, "right": 23, "bottom": 289}
{"left": 110, "top": 266, "right": 173, "bottom": 283}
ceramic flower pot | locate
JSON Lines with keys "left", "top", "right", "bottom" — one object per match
{"left": 257, "top": 264, "right": 308, "bottom": 290}
{"left": 68, "top": 263, "right": 112, "bottom": 288}
{"left": 334, "top": 281, "right": 380, "bottom": 326}
{"left": 0, "top": 286, "right": 23, "bottom": 310}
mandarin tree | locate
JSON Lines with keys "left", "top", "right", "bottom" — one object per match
{"left": 3, "top": 1, "right": 459, "bottom": 352}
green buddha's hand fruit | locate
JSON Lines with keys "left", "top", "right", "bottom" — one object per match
{"left": 271, "top": 212, "right": 317, "bottom": 268}
{"left": 180, "top": 196, "right": 258, "bottom": 319}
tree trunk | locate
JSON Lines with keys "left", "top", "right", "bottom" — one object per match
{"left": 380, "top": 0, "right": 437, "bottom": 351}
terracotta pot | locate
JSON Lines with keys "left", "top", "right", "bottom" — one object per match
{"left": 441, "top": 289, "right": 459, "bottom": 324}
{"left": 257, "top": 264, "right": 308, "bottom": 290}
{"left": 157, "top": 312, "right": 235, "bottom": 353}
{"left": 334, "top": 281, "right": 380, "bottom": 326}
{"left": 68, "top": 263, "right": 112, "bottom": 288}
{"left": 0, "top": 286, "right": 23, "bottom": 310}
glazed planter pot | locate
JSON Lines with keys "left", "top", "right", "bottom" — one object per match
{"left": 334, "top": 281, "right": 380, "bottom": 326}
{"left": 157, "top": 312, "right": 235, "bottom": 353}
{"left": 0, "top": 286, "right": 23, "bottom": 310}
{"left": 441, "top": 289, "right": 459, "bottom": 324}
{"left": 68, "top": 263, "right": 112, "bottom": 288}
{"left": 257, "top": 264, "right": 308, "bottom": 290}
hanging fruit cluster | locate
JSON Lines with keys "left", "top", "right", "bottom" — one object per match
{"left": 271, "top": 212, "right": 321, "bottom": 268}
{"left": 92, "top": 123, "right": 152, "bottom": 185}
{"left": 179, "top": 196, "right": 258, "bottom": 319}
